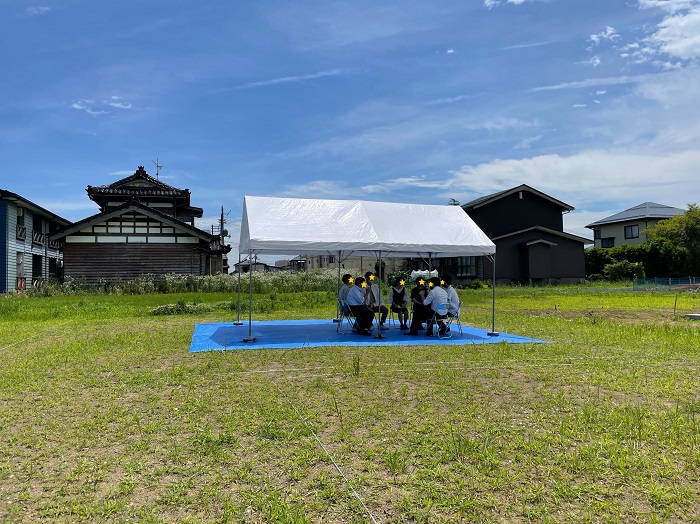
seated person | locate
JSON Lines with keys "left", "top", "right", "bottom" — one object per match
{"left": 345, "top": 277, "right": 374, "bottom": 336}
{"left": 443, "top": 275, "right": 460, "bottom": 318}
{"left": 423, "top": 277, "right": 449, "bottom": 336}
{"left": 338, "top": 273, "right": 353, "bottom": 314}
{"left": 364, "top": 271, "right": 389, "bottom": 329}
{"left": 405, "top": 278, "right": 431, "bottom": 335}
{"left": 387, "top": 277, "right": 410, "bottom": 329}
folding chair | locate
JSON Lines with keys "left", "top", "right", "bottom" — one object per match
{"left": 387, "top": 306, "right": 407, "bottom": 328}
{"left": 427, "top": 303, "right": 452, "bottom": 339}
{"left": 388, "top": 308, "right": 398, "bottom": 327}
{"left": 337, "top": 299, "right": 358, "bottom": 334}
{"left": 451, "top": 301, "right": 463, "bottom": 335}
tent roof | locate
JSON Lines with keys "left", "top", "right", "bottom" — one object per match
{"left": 239, "top": 196, "right": 496, "bottom": 258}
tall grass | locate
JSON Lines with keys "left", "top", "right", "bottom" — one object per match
{"left": 25, "top": 269, "right": 343, "bottom": 297}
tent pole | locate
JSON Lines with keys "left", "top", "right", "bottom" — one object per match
{"left": 244, "top": 250, "right": 256, "bottom": 342}
{"left": 333, "top": 250, "right": 341, "bottom": 322}
{"left": 234, "top": 252, "right": 242, "bottom": 325}
{"left": 487, "top": 254, "right": 499, "bottom": 336}
{"left": 373, "top": 250, "right": 385, "bottom": 339}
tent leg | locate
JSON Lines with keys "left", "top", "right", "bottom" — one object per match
{"left": 373, "top": 250, "right": 385, "bottom": 339}
{"left": 333, "top": 250, "right": 341, "bottom": 322}
{"left": 487, "top": 254, "right": 499, "bottom": 337}
{"left": 234, "top": 252, "right": 243, "bottom": 325}
{"left": 244, "top": 250, "right": 256, "bottom": 342}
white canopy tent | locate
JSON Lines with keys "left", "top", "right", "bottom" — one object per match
{"left": 238, "top": 196, "right": 498, "bottom": 341}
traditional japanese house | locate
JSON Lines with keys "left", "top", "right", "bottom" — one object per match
{"left": 50, "top": 166, "right": 230, "bottom": 285}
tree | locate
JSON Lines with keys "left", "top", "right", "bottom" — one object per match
{"left": 645, "top": 204, "right": 700, "bottom": 276}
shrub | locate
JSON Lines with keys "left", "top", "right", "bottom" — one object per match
{"left": 603, "top": 260, "right": 645, "bottom": 281}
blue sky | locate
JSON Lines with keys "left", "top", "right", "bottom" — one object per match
{"left": 2, "top": 0, "right": 699, "bottom": 247}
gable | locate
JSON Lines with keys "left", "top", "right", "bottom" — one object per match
{"left": 51, "top": 201, "right": 212, "bottom": 243}
{"left": 465, "top": 191, "right": 568, "bottom": 238}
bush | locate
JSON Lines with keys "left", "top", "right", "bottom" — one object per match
{"left": 603, "top": 260, "right": 645, "bottom": 281}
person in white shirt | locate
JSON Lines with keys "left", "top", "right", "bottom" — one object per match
{"left": 443, "top": 275, "right": 460, "bottom": 318}
{"left": 364, "top": 272, "right": 389, "bottom": 329}
{"left": 422, "top": 277, "right": 449, "bottom": 336}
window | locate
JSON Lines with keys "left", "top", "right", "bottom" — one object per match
{"left": 16, "top": 252, "right": 24, "bottom": 276}
{"left": 593, "top": 229, "right": 601, "bottom": 240}
{"left": 16, "top": 207, "right": 25, "bottom": 226}
{"left": 624, "top": 225, "right": 639, "bottom": 239}
{"left": 601, "top": 237, "right": 615, "bottom": 248}
{"left": 457, "top": 256, "right": 478, "bottom": 277}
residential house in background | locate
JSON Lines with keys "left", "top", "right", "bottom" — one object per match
{"left": 428, "top": 185, "right": 589, "bottom": 284}
{"left": 302, "top": 254, "right": 404, "bottom": 277}
{"left": 585, "top": 202, "right": 685, "bottom": 248}
{"left": 50, "top": 166, "right": 230, "bottom": 286}
{"left": 1, "top": 190, "right": 71, "bottom": 293}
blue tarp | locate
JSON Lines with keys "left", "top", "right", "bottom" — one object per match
{"left": 189, "top": 319, "right": 545, "bottom": 352}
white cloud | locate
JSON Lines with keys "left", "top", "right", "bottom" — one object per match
{"left": 104, "top": 96, "right": 133, "bottom": 109}
{"left": 237, "top": 69, "right": 349, "bottom": 89}
{"left": 648, "top": 5, "right": 700, "bottom": 59}
{"left": 589, "top": 26, "right": 620, "bottom": 46}
{"left": 531, "top": 74, "right": 649, "bottom": 91}
{"left": 278, "top": 180, "right": 354, "bottom": 199}
{"left": 639, "top": 0, "right": 697, "bottom": 14}
{"left": 362, "top": 176, "right": 445, "bottom": 193}
{"left": 484, "top": 0, "right": 533, "bottom": 7}
{"left": 447, "top": 48, "right": 455, "bottom": 54}
{"left": 26, "top": 6, "right": 50, "bottom": 15}
{"left": 572, "top": 103, "right": 587, "bottom": 107}
{"left": 427, "top": 93, "right": 480, "bottom": 105}
{"left": 447, "top": 149, "right": 700, "bottom": 212}
{"left": 71, "top": 100, "right": 107, "bottom": 116}
{"left": 513, "top": 135, "right": 543, "bottom": 149}
{"left": 292, "top": 114, "right": 533, "bottom": 160}
{"left": 267, "top": 3, "right": 439, "bottom": 49}
{"left": 581, "top": 56, "right": 601, "bottom": 67}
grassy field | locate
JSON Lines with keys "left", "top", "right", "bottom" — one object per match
{"left": 1, "top": 287, "right": 699, "bottom": 523}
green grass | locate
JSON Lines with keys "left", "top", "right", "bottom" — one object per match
{"left": 0, "top": 286, "right": 699, "bottom": 522}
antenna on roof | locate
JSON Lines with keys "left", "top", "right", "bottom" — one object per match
{"left": 152, "top": 158, "right": 163, "bottom": 179}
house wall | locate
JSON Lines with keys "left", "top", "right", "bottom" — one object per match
{"left": 467, "top": 191, "right": 565, "bottom": 238}
{"left": 593, "top": 219, "right": 661, "bottom": 248}
{"left": 60, "top": 211, "right": 217, "bottom": 284}
{"left": 0, "top": 200, "right": 7, "bottom": 293}
{"left": 6, "top": 203, "right": 64, "bottom": 291}
{"left": 63, "top": 243, "right": 207, "bottom": 285}
{"left": 482, "top": 231, "right": 585, "bottom": 283}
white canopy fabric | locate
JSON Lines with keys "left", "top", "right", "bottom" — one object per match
{"left": 239, "top": 196, "right": 495, "bottom": 257}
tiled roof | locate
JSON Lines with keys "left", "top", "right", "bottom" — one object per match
{"left": 87, "top": 166, "right": 190, "bottom": 197}
{"left": 586, "top": 202, "right": 685, "bottom": 228}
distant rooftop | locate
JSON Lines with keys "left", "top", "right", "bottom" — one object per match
{"left": 586, "top": 202, "right": 685, "bottom": 228}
